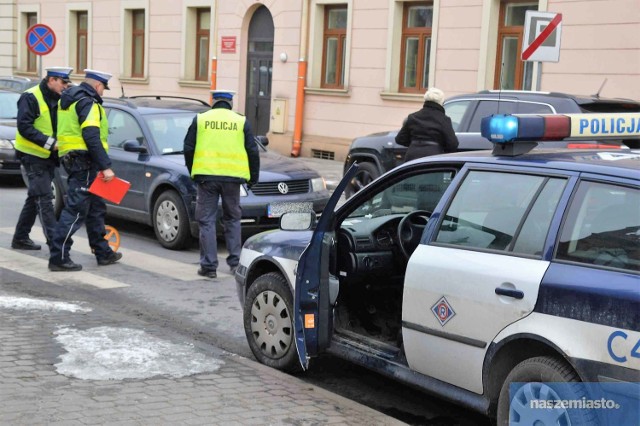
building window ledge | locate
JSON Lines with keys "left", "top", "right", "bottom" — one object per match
{"left": 304, "top": 87, "right": 350, "bottom": 97}
{"left": 119, "top": 76, "right": 149, "bottom": 85}
{"left": 178, "top": 80, "right": 210, "bottom": 89}
{"left": 380, "top": 91, "right": 423, "bottom": 102}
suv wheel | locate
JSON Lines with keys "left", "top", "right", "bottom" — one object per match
{"left": 345, "top": 162, "right": 380, "bottom": 198}
{"left": 153, "top": 190, "right": 190, "bottom": 250}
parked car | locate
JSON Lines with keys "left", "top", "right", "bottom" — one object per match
{"left": 0, "top": 76, "right": 37, "bottom": 92}
{"left": 54, "top": 96, "right": 331, "bottom": 250}
{"left": 237, "top": 112, "right": 639, "bottom": 425}
{"left": 0, "top": 89, "right": 21, "bottom": 177}
{"left": 343, "top": 90, "right": 640, "bottom": 197}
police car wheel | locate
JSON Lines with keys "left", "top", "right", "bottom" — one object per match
{"left": 152, "top": 190, "right": 190, "bottom": 250}
{"left": 51, "top": 178, "right": 63, "bottom": 220}
{"left": 243, "top": 272, "right": 301, "bottom": 373}
{"left": 496, "top": 356, "right": 598, "bottom": 426}
{"left": 345, "top": 162, "right": 379, "bottom": 199}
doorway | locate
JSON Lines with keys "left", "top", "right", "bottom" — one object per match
{"left": 246, "top": 6, "right": 274, "bottom": 136}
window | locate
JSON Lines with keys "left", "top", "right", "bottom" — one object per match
{"left": 76, "top": 11, "right": 88, "bottom": 72}
{"left": 195, "top": 9, "right": 210, "bottom": 81}
{"left": 495, "top": 2, "right": 537, "bottom": 90}
{"left": 348, "top": 170, "right": 455, "bottom": 219}
{"left": 143, "top": 113, "right": 197, "bottom": 153}
{"left": 25, "top": 13, "right": 37, "bottom": 73}
{"left": 436, "top": 171, "right": 566, "bottom": 255}
{"left": 466, "top": 100, "right": 553, "bottom": 132}
{"left": 106, "top": 109, "right": 145, "bottom": 149}
{"left": 131, "top": 10, "right": 145, "bottom": 77}
{"left": 399, "top": 3, "right": 433, "bottom": 93}
{"left": 556, "top": 181, "right": 639, "bottom": 272}
{"left": 321, "top": 5, "right": 347, "bottom": 89}
{"left": 444, "top": 100, "right": 472, "bottom": 132}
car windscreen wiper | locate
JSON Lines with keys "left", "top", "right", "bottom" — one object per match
{"left": 162, "top": 150, "right": 184, "bottom": 155}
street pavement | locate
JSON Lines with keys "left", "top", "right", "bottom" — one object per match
{"left": 296, "top": 156, "right": 345, "bottom": 191}
{"left": 0, "top": 161, "right": 410, "bottom": 426}
{"left": 0, "top": 283, "right": 404, "bottom": 425}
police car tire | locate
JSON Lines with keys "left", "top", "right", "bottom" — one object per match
{"left": 243, "top": 272, "right": 301, "bottom": 373}
{"left": 346, "top": 162, "right": 379, "bottom": 199}
{"left": 152, "top": 190, "right": 191, "bottom": 250}
{"left": 496, "top": 356, "right": 598, "bottom": 426}
{"left": 52, "top": 178, "right": 63, "bottom": 220}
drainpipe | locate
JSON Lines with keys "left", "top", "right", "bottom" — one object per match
{"left": 210, "top": 1, "right": 219, "bottom": 104}
{"left": 291, "top": 0, "right": 309, "bottom": 157}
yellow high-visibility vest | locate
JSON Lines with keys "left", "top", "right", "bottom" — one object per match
{"left": 192, "top": 108, "right": 249, "bottom": 180}
{"left": 57, "top": 100, "right": 109, "bottom": 157}
{"left": 14, "top": 86, "right": 54, "bottom": 159}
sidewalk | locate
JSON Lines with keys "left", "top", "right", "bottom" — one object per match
{"left": 0, "top": 284, "right": 405, "bottom": 426}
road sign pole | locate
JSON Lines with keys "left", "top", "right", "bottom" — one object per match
{"left": 535, "top": 61, "right": 542, "bottom": 91}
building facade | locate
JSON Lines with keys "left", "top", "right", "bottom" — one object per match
{"left": 2, "top": 0, "right": 639, "bottom": 160}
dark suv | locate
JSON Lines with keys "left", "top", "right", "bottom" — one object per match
{"left": 54, "top": 96, "right": 331, "bottom": 250}
{"left": 343, "top": 90, "right": 640, "bottom": 197}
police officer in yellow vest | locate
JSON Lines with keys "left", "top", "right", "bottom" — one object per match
{"left": 183, "top": 90, "right": 260, "bottom": 278}
{"left": 48, "top": 69, "right": 122, "bottom": 271}
{"left": 12, "top": 67, "right": 73, "bottom": 251}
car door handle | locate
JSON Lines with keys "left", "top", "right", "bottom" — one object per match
{"left": 495, "top": 287, "right": 524, "bottom": 299}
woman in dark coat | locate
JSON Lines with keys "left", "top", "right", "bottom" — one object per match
{"left": 395, "top": 87, "right": 459, "bottom": 161}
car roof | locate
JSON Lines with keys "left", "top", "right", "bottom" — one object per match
{"left": 409, "top": 149, "right": 640, "bottom": 179}
{"left": 103, "top": 96, "right": 211, "bottom": 114}
{"left": 446, "top": 90, "right": 640, "bottom": 112}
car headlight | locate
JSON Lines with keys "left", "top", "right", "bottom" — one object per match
{"left": 311, "top": 177, "right": 326, "bottom": 192}
{"left": 0, "top": 139, "right": 14, "bottom": 149}
{"left": 240, "top": 184, "right": 248, "bottom": 197}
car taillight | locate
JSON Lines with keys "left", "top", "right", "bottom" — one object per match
{"left": 566, "top": 143, "right": 622, "bottom": 149}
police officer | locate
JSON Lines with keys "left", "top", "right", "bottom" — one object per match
{"left": 12, "top": 67, "right": 72, "bottom": 251}
{"left": 48, "top": 69, "right": 122, "bottom": 271}
{"left": 183, "top": 90, "right": 260, "bottom": 278}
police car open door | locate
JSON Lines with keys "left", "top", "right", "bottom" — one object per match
{"left": 294, "top": 165, "right": 359, "bottom": 369}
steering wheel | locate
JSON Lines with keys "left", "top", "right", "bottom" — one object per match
{"left": 397, "top": 210, "right": 431, "bottom": 259}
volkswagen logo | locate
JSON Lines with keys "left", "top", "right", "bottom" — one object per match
{"left": 277, "top": 182, "right": 289, "bottom": 194}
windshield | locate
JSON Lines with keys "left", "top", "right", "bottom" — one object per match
{"left": 0, "top": 91, "right": 20, "bottom": 119}
{"left": 143, "top": 112, "right": 196, "bottom": 154}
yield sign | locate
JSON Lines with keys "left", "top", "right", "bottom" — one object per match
{"left": 26, "top": 24, "right": 56, "bottom": 56}
{"left": 522, "top": 11, "right": 562, "bottom": 62}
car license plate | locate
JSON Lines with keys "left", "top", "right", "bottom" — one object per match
{"left": 267, "top": 202, "right": 313, "bottom": 218}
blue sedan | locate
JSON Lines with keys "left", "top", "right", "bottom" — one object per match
{"left": 54, "top": 96, "right": 331, "bottom": 249}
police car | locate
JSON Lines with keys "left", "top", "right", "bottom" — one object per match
{"left": 236, "top": 113, "right": 640, "bottom": 424}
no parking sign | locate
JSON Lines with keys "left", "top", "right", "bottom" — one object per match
{"left": 26, "top": 24, "right": 56, "bottom": 56}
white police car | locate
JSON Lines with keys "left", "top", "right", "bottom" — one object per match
{"left": 236, "top": 113, "right": 640, "bottom": 425}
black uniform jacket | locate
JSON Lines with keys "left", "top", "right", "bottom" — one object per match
{"left": 58, "top": 82, "right": 111, "bottom": 171}
{"left": 16, "top": 79, "right": 61, "bottom": 159}
{"left": 183, "top": 103, "right": 260, "bottom": 185}
{"left": 395, "top": 101, "right": 459, "bottom": 161}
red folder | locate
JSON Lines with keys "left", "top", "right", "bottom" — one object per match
{"left": 88, "top": 173, "right": 131, "bottom": 204}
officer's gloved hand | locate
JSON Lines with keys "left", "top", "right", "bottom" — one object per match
{"left": 247, "top": 180, "right": 257, "bottom": 190}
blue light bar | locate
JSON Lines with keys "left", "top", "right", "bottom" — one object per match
{"left": 481, "top": 113, "right": 640, "bottom": 143}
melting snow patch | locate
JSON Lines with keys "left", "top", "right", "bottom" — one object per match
{"left": 0, "top": 296, "right": 91, "bottom": 313}
{"left": 54, "top": 326, "right": 224, "bottom": 380}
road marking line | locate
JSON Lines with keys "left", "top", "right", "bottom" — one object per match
{"left": 0, "top": 247, "right": 129, "bottom": 289}
{"left": 0, "top": 227, "right": 230, "bottom": 280}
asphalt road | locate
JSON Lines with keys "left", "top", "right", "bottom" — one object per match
{"left": 0, "top": 177, "right": 489, "bottom": 426}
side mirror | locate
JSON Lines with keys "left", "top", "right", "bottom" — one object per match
{"left": 123, "top": 140, "right": 148, "bottom": 153}
{"left": 255, "top": 135, "right": 269, "bottom": 147}
{"left": 280, "top": 212, "right": 316, "bottom": 231}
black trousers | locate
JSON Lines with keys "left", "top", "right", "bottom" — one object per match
{"left": 13, "top": 154, "right": 58, "bottom": 247}
{"left": 404, "top": 141, "right": 444, "bottom": 162}
{"left": 49, "top": 160, "right": 113, "bottom": 265}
